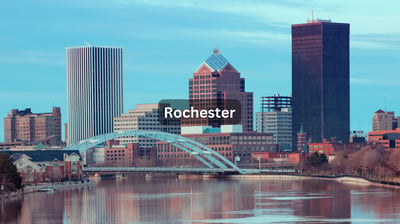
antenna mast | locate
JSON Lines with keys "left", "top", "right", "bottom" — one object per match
{"left": 385, "top": 94, "right": 387, "bottom": 112}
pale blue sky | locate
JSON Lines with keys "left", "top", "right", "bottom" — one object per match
{"left": 1, "top": 0, "right": 399, "bottom": 141}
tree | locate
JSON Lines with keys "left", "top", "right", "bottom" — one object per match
{"left": 320, "top": 154, "right": 328, "bottom": 163}
{"left": 0, "top": 152, "right": 22, "bottom": 192}
{"left": 330, "top": 151, "right": 347, "bottom": 175}
{"left": 309, "top": 152, "right": 328, "bottom": 167}
{"left": 309, "top": 152, "right": 321, "bottom": 166}
{"left": 387, "top": 149, "right": 400, "bottom": 174}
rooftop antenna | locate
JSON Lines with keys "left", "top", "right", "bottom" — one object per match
{"left": 312, "top": 10, "right": 314, "bottom": 21}
{"left": 385, "top": 91, "right": 387, "bottom": 112}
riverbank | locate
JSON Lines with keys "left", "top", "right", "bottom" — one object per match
{"left": 0, "top": 181, "right": 96, "bottom": 201}
{"left": 228, "top": 174, "right": 400, "bottom": 189}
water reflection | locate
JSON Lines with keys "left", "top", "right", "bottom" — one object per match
{"left": 1, "top": 177, "right": 400, "bottom": 223}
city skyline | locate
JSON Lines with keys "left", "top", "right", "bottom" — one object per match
{"left": 1, "top": 0, "right": 400, "bottom": 141}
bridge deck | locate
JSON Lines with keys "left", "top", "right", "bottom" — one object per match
{"left": 83, "top": 167, "right": 296, "bottom": 174}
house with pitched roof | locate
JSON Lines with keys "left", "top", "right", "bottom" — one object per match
{"left": 5, "top": 150, "right": 83, "bottom": 183}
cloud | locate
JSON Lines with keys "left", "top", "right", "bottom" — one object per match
{"left": 119, "top": 0, "right": 400, "bottom": 35}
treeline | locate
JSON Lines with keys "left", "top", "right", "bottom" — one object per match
{"left": 0, "top": 153, "right": 22, "bottom": 193}
{"left": 301, "top": 145, "right": 400, "bottom": 181}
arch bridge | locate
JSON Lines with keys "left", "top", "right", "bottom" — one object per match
{"left": 64, "top": 131, "right": 244, "bottom": 174}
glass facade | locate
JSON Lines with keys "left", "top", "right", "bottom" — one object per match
{"left": 292, "top": 21, "right": 350, "bottom": 144}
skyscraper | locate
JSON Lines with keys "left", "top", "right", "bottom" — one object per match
{"left": 292, "top": 20, "right": 349, "bottom": 144}
{"left": 186, "top": 48, "right": 253, "bottom": 131}
{"left": 67, "top": 45, "right": 123, "bottom": 145}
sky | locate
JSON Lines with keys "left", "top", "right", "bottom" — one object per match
{"left": 0, "top": 0, "right": 399, "bottom": 142}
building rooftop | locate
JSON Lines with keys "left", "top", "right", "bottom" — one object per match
{"left": 375, "top": 109, "right": 385, "bottom": 113}
{"left": 195, "top": 48, "right": 238, "bottom": 73}
{"left": 204, "top": 48, "right": 229, "bottom": 71}
{"left": 6, "top": 150, "right": 82, "bottom": 162}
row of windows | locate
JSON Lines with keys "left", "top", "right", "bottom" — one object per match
{"left": 106, "top": 158, "right": 132, "bottom": 161}
{"left": 158, "top": 152, "right": 232, "bottom": 158}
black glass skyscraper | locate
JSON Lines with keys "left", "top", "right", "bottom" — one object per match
{"left": 292, "top": 20, "right": 349, "bottom": 145}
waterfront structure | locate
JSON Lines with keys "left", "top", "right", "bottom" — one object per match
{"left": 113, "top": 104, "right": 180, "bottom": 148}
{"left": 102, "top": 140, "right": 156, "bottom": 167}
{"left": 372, "top": 109, "right": 399, "bottom": 131}
{"left": 8, "top": 150, "right": 83, "bottom": 183}
{"left": 368, "top": 128, "right": 400, "bottom": 149}
{"left": 307, "top": 138, "right": 364, "bottom": 159}
{"left": 292, "top": 19, "right": 350, "bottom": 144}
{"left": 186, "top": 48, "right": 253, "bottom": 132}
{"left": 307, "top": 142, "right": 335, "bottom": 158}
{"left": 67, "top": 45, "right": 123, "bottom": 145}
{"left": 251, "top": 152, "right": 301, "bottom": 166}
{"left": 84, "top": 147, "right": 105, "bottom": 166}
{"left": 157, "top": 125, "right": 276, "bottom": 167}
{"left": 4, "top": 107, "right": 62, "bottom": 146}
{"left": 256, "top": 94, "right": 292, "bottom": 147}
{"left": 0, "top": 142, "right": 23, "bottom": 149}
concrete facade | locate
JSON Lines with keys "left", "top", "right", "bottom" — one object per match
{"left": 256, "top": 95, "right": 292, "bottom": 148}
{"left": 372, "top": 109, "right": 399, "bottom": 131}
{"left": 67, "top": 45, "right": 123, "bottom": 145}
{"left": 113, "top": 104, "right": 181, "bottom": 148}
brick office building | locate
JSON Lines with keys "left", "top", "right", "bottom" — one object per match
{"left": 368, "top": 128, "right": 400, "bottom": 149}
{"left": 157, "top": 125, "right": 276, "bottom": 167}
{"left": 102, "top": 140, "right": 156, "bottom": 167}
{"left": 4, "top": 107, "right": 62, "bottom": 146}
{"left": 8, "top": 150, "right": 83, "bottom": 183}
{"left": 185, "top": 48, "right": 254, "bottom": 132}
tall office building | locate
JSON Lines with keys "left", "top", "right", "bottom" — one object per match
{"left": 292, "top": 19, "right": 350, "bottom": 144}
{"left": 372, "top": 109, "right": 399, "bottom": 131}
{"left": 256, "top": 95, "right": 292, "bottom": 148}
{"left": 4, "top": 107, "right": 62, "bottom": 146}
{"left": 186, "top": 48, "right": 253, "bottom": 131}
{"left": 67, "top": 45, "right": 123, "bottom": 145}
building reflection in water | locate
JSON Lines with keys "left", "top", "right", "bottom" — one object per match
{"left": 2, "top": 177, "right": 400, "bottom": 223}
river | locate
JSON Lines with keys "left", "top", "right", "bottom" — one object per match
{"left": 1, "top": 176, "right": 400, "bottom": 223}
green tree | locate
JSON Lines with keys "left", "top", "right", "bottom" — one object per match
{"left": 0, "top": 152, "right": 22, "bottom": 192}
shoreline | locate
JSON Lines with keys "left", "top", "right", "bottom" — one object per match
{"left": 227, "top": 174, "right": 400, "bottom": 189}
{"left": 0, "top": 181, "right": 96, "bottom": 201}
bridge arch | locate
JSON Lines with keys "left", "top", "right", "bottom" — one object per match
{"left": 64, "top": 131, "right": 243, "bottom": 174}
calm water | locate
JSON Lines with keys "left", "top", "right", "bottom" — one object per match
{"left": 2, "top": 176, "right": 400, "bottom": 224}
